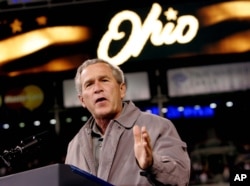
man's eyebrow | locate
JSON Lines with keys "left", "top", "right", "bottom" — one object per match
{"left": 83, "top": 75, "right": 110, "bottom": 84}
{"left": 82, "top": 77, "right": 93, "bottom": 86}
{"left": 99, "top": 75, "right": 111, "bottom": 79}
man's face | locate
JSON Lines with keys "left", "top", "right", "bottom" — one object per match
{"left": 78, "top": 63, "right": 126, "bottom": 120}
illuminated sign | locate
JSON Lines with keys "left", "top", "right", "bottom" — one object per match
{"left": 144, "top": 105, "right": 214, "bottom": 119}
{"left": 167, "top": 62, "right": 250, "bottom": 97}
{"left": 97, "top": 3, "right": 199, "bottom": 65}
{"left": 4, "top": 85, "right": 44, "bottom": 111}
{"left": 166, "top": 105, "right": 214, "bottom": 119}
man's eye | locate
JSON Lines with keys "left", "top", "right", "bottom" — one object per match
{"left": 85, "top": 83, "right": 92, "bottom": 87}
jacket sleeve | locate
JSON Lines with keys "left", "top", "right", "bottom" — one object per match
{"left": 148, "top": 151, "right": 190, "bottom": 186}
{"left": 140, "top": 115, "right": 191, "bottom": 186}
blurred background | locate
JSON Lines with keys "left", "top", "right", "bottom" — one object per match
{"left": 0, "top": 0, "right": 250, "bottom": 185}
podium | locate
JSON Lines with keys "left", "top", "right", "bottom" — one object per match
{"left": 0, "top": 163, "right": 113, "bottom": 186}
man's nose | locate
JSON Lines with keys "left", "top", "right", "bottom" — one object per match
{"left": 93, "top": 81, "right": 103, "bottom": 93}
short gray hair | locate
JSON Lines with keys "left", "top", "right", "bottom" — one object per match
{"left": 75, "top": 58, "right": 125, "bottom": 95}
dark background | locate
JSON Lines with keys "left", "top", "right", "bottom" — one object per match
{"left": 0, "top": 0, "right": 250, "bottom": 185}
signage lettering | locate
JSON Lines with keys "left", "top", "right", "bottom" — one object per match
{"left": 97, "top": 3, "right": 199, "bottom": 65}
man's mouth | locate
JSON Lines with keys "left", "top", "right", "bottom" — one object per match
{"left": 95, "top": 97, "right": 106, "bottom": 103}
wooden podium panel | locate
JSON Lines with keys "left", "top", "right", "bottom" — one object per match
{"left": 0, "top": 163, "right": 113, "bottom": 186}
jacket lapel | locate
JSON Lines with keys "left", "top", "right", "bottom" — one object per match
{"left": 97, "top": 121, "right": 125, "bottom": 180}
{"left": 80, "top": 126, "right": 97, "bottom": 175}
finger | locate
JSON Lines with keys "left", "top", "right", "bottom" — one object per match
{"left": 141, "top": 127, "right": 151, "bottom": 145}
{"left": 133, "top": 125, "right": 141, "bottom": 144}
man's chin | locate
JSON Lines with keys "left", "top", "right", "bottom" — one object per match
{"left": 94, "top": 111, "right": 109, "bottom": 118}
{"left": 94, "top": 111, "right": 114, "bottom": 120}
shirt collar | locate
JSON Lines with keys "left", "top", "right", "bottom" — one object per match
{"left": 90, "top": 120, "right": 103, "bottom": 137}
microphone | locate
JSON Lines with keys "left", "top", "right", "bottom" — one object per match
{"left": 0, "top": 131, "right": 48, "bottom": 167}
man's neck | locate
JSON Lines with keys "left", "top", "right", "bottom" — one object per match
{"left": 95, "top": 119, "right": 110, "bottom": 135}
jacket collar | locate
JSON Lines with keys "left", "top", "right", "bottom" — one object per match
{"left": 114, "top": 100, "right": 141, "bottom": 129}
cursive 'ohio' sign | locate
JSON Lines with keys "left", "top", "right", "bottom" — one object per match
{"left": 97, "top": 3, "right": 199, "bottom": 65}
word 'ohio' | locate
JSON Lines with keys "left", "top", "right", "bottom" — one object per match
{"left": 97, "top": 3, "right": 199, "bottom": 65}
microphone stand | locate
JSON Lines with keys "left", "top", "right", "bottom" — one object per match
{"left": 0, "top": 131, "right": 48, "bottom": 167}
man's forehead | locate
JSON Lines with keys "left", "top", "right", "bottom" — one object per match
{"left": 81, "top": 66, "right": 112, "bottom": 81}
{"left": 84, "top": 63, "right": 110, "bottom": 72}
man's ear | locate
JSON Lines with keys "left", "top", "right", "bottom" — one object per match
{"left": 78, "top": 95, "right": 86, "bottom": 108}
{"left": 120, "top": 83, "right": 126, "bottom": 99}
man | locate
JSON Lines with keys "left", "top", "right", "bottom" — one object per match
{"left": 65, "top": 58, "right": 190, "bottom": 186}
